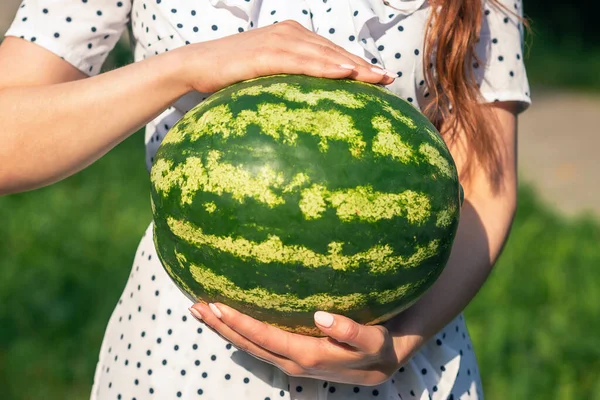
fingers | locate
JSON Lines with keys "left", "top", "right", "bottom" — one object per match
{"left": 314, "top": 311, "right": 389, "bottom": 355}
{"left": 282, "top": 39, "right": 397, "bottom": 84}
{"left": 253, "top": 20, "right": 395, "bottom": 84}
{"left": 189, "top": 304, "right": 301, "bottom": 374}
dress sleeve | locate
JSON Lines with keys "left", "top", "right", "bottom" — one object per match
{"left": 4, "top": 0, "right": 132, "bottom": 76}
{"left": 474, "top": 0, "right": 531, "bottom": 112}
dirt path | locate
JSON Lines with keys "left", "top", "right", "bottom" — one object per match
{"left": 518, "top": 91, "right": 600, "bottom": 217}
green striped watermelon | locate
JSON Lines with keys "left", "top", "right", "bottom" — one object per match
{"left": 150, "top": 74, "right": 462, "bottom": 336}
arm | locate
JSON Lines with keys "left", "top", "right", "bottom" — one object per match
{"left": 0, "top": 37, "right": 191, "bottom": 195}
{"left": 388, "top": 101, "right": 519, "bottom": 353}
{"left": 0, "top": 21, "right": 394, "bottom": 195}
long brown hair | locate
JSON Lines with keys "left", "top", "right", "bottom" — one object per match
{"left": 396, "top": 1, "right": 524, "bottom": 191}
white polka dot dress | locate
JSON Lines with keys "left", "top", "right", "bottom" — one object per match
{"left": 6, "top": 1, "right": 531, "bottom": 399}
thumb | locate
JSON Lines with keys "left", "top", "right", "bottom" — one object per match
{"left": 314, "top": 311, "right": 376, "bottom": 350}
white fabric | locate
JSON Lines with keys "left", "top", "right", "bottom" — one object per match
{"left": 5, "top": 1, "right": 531, "bottom": 398}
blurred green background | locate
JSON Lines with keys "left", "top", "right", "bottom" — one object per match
{"left": 1, "top": 1, "right": 599, "bottom": 399}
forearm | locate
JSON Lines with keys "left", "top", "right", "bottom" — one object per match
{"left": 389, "top": 190, "right": 517, "bottom": 351}
{"left": 0, "top": 49, "right": 191, "bottom": 195}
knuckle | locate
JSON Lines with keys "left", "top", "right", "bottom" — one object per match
{"left": 282, "top": 364, "right": 305, "bottom": 377}
{"left": 297, "top": 355, "right": 321, "bottom": 370}
{"left": 318, "top": 44, "right": 334, "bottom": 56}
{"left": 279, "top": 19, "right": 301, "bottom": 29}
{"left": 340, "top": 323, "right": 361, "bottom": 342}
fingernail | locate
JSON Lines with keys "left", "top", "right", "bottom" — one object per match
{"left": 209, "top": 303, "right": 222, "bottom": 319}
{"left": 189, "top": 307, "right": 203, "bottom": 321}
{"left": 339, "top": 63, "right": 356, "bottom": 70}
{"left": 370, "top": 67, "right": 387, "bottom": 75}
{"left": 384, "top": 69, "right": 397, "bottom": 78}
{"left": 314, "top": 311, "right": 334, "bottom": 328}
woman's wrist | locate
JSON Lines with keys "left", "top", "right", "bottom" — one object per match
{"left": 158, "top": 44, "right": 200, "bottom": 96}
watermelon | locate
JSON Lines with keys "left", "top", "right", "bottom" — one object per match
{"left": 150, "top": 74, "right": 462, "bottom": 336}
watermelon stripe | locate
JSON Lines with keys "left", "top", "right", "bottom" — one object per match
{"left": 230, "top": 82, "right": 368, "bottom": 109}
{"left": 371, "top": 115, "right": 415, "bottom": 163}
{"left": 152, "top": 152, "right": 433, "bottom": 223}
{"left": 174, "top": 250, "right": 426, "bottom": 313}
{"left": 163, "top": 103, "right": 367, "bottom": 157}
{"left": 419, "top": 143, "right": 454, "bottom": 178}
{"left": 165, "top": 216, "right": 440, "bottom": 273}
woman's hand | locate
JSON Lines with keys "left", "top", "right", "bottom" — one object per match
{"left": 179, "top": 19, "right": 396, "bottom": 93}
{"left": 189, "top": 302, "right": 423, "bottom": 386}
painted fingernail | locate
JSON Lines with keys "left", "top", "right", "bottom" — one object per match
{"left": 314, "top": 311, "right": 334, "bottom": 328}
{"left": 209, "top": 303, "right": 223, "bottom": 319}
{"left": 339, "top": 63, "right": 356, "bottom": 70}
{"left": 370, "top": 67, "right": 387, "bottom": 75}
{"left": 189, "top": 307, "right": 203, "bottom": 321}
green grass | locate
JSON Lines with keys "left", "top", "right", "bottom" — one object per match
{"left": 0, "top": 132, "right": 151, "bottom": 400}
{"left": 0, "top": 128, "right": 599, "bottom": 399}
{"left": 465, "top": 185, "right": 600, "bottom": 399}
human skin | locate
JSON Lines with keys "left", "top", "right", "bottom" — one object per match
{"left": 0, "top": 21, "right": 394, "bottom": 195}
{"left": 0, "top": 19, "right": 519, "bottom": 387}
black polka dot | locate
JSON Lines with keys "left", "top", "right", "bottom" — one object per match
{"left": 225, "top": 374, "right": 231, "bottom": 380}
{"left": 329, "top": 28, "right": 335, "bottom": 34}
{"left": 329, "top": 386, "right": 336, "bottom": 393}
{"left": 43, "top": 8, "right": 48, "bottom": 13}
{"left": 372, "top": 389, "right": 379, "bottom": 396}
{"left": 177, "top": 392, "right": 182, "bottom": 398}
{"left": 197, "top": 388, "right": 203, "bottom": 395}
{"left": 353, "top": 387, "right": 360, "bottom": 393}
{"left": 349, "top": 35, "right": 355, "bottom": 41}
{"left": 398, "top": 25, "right": 404, "bottom": 32}
{"left": 54, "top": 32, "right": 60, "bottom": 38}
{"left": 243, "top": 377, "right": 250, "bottom": 383}
{"left": 395, "top": 52, "right": 401, "bottom": 59}
{"left": 212, "top": 25, "right": 218, "bottom": 31}
{"left": 377, "top": 45, "right": 384, "bottom": 51}
{"left": 296, "top": 386, "right": 303, "bottom": 392}
{"left": 421, "top": 368, "right": 427, "bottom": 375}
{"left": 498, "top": 55, "right": 504, "bottom": 61}
{"left": 414, "top": 49, "right": 420, "bottom": 55}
